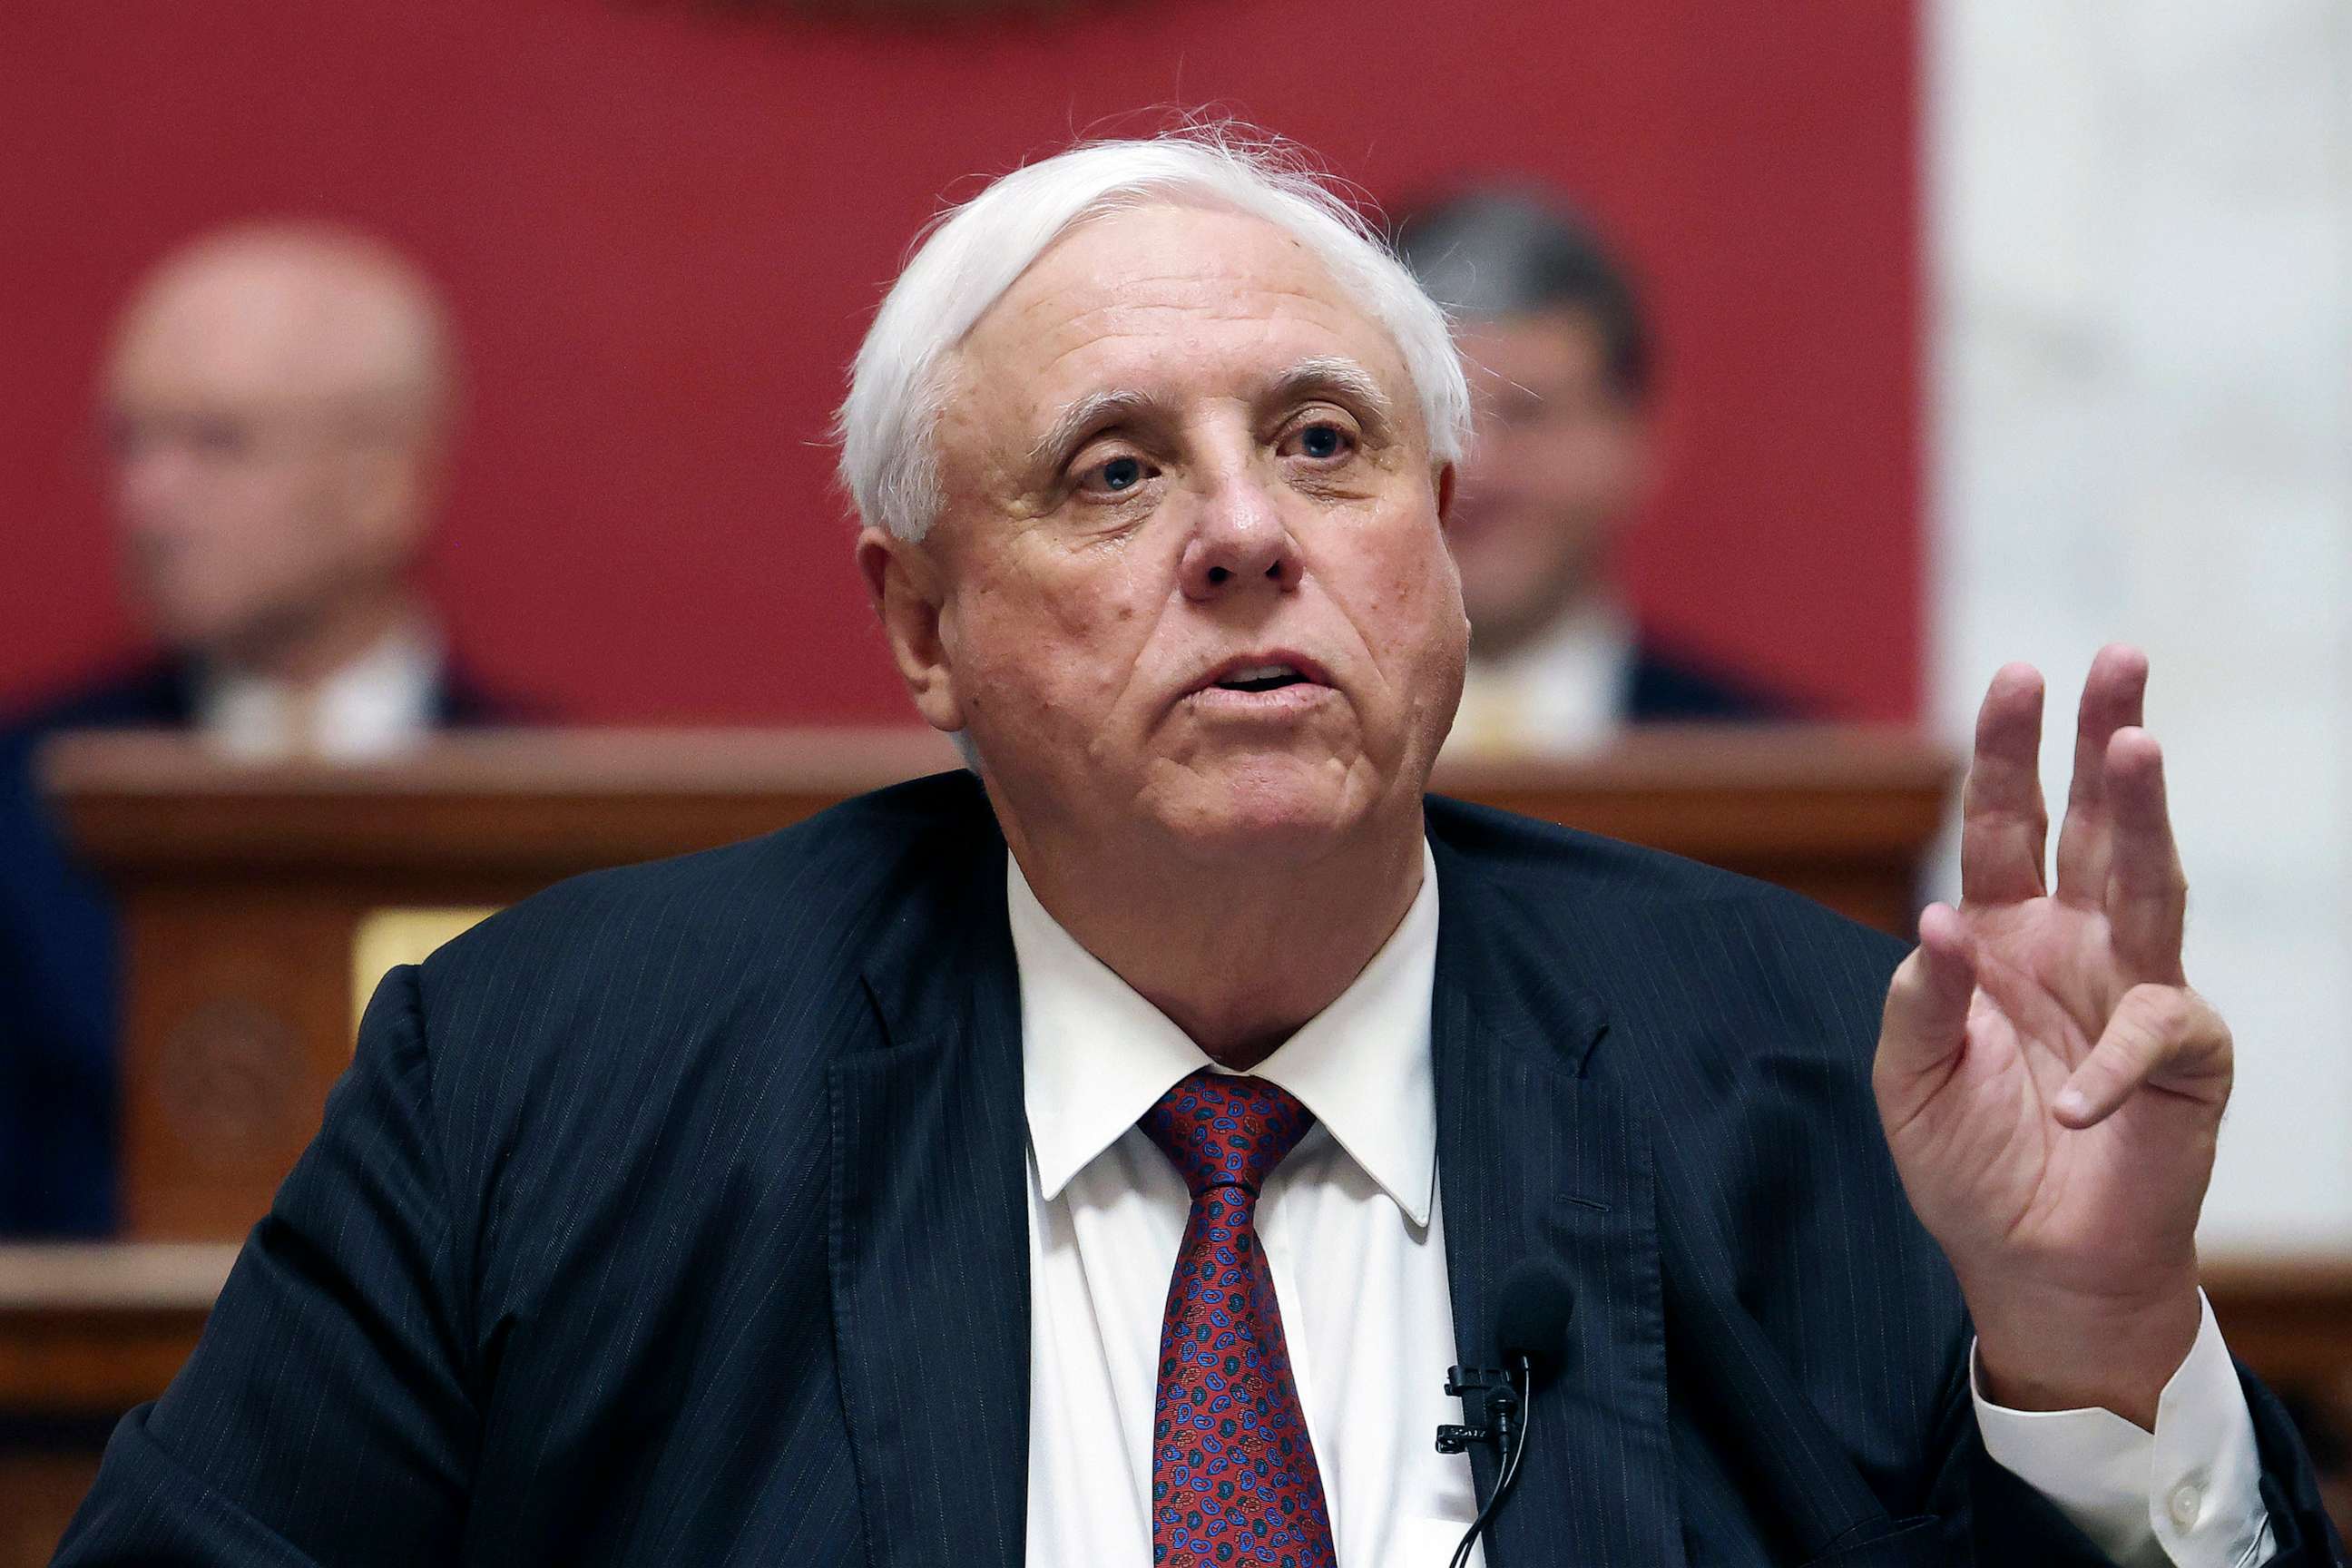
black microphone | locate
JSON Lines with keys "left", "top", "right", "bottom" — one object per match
{"left": 1437, "top": 1259, "right": 1574, "bottom": 1568}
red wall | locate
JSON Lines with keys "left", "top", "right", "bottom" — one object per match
{"left": 0, "top": 0, "right": 1919, "bottom": 724}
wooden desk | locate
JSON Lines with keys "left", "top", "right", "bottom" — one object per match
{"left": 0, "top": 1245, "right": 237, "bottom": 1414}
{"left": 0, "top": 1245, "right": 236, "bottom": 1563}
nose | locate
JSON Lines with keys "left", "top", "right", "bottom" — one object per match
{"left": 1179, "top": 474, "right": 1302, "bottom": 602}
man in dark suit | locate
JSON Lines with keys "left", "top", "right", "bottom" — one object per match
{"left": 1393, "top": 187, "right": 1784, "bottom": 753}
{"left": 56, "top": 133, "right": 2340, "bottom": 1564}
{"left": 0, "top": 224, "right": 513, "bottom": 1237}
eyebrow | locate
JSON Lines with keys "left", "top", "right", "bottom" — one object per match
{"left": 1026, "top": 355, "right": 1401, "bottom": 472}
{"left": 1029, "top": 388, "right": 1162, "bottom": 472}
{"left": 1266, "top": 356, "right": 1397, "bottom": 432}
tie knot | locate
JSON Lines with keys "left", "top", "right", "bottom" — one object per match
{"left": 1139, "top": 1071, "right": 1315, "bottom": 1199}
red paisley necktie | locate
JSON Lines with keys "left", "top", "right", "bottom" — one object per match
{"left": 1139, "top": 1070, "right": 1338, "bottom": 1568}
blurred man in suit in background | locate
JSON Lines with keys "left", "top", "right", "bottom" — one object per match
{"left": 0, "top": 224, "right": 514, "bottom": 1235}
{"left": 1397, "top": 188, "right": 1783, "bottom": 754}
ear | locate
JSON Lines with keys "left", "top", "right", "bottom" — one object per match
{"left": 856, "top": 524, "right": 966, "bottom": 733}
{"left": 1433, "top": 460, "right": 1458, "bottom": 530}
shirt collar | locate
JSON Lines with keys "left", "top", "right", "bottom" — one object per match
{"left": 1479, "top": 594, "right": 1632, "bottom": 684}
{"left": 197, "top": 619, "right": 445, "bottom": 762}
{"left": 1009, "top": 840, "right": 1440, "bottom": 1227}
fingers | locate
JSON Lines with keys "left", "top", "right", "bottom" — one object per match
{"left": 2104, "top": 726, "right": 2190, "bottom": 985}
{"left": 1876, "top": 902, "right": 1979, "bottom": 1101}
{"left": 2053, "top": 644, "right": 2149, "bottom": 907}
{"left": 1960, "top": 664, "right": 2050, "bottom": 906}
{"left": 2054, "top": 983, "right": 2230, "bottom": 1128}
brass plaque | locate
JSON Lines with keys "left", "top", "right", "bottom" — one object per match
{"left": 350, "top": 907, "right": 500, "bottom": 1040}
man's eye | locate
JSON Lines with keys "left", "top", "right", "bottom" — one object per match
{"left": 187, "top": 417, "right": 255, "bottom": 460}
{"left": 1086, "top": 455, "right": 1152, "bottom": 494}
{"left": 1287, "top": 422, "right": 1351, "bottom": 461}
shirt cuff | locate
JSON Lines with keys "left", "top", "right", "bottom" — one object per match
{"left": 1971, "top": 1290, "right": 2275, "bottom": 1568}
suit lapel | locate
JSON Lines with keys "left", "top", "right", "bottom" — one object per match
{"left": 1432, "top": 841, "right": 1685, "bottom": 1568}
{"left": 828, "top": 835, "right": 1031, "bottom": 1568}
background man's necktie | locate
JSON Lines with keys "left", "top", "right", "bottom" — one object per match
{"left": 1139, "top": 1071, "right": 1338, "bottom": 1568}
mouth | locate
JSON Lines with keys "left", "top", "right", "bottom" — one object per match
{"left": 1215, "top": 662, "right": 1311, "bottom": 693}
{"left": 1194, "top": 651, "right": 1330, "bottom": 693}
{"left": 1181, "top": 652, "right": 1336, "bottom": 717}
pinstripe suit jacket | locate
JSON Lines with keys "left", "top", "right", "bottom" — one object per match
{"left": 54, "top": 771, "right": 2341, "bottom": 1566}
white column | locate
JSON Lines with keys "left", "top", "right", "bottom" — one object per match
{"left": 1926, "top": 0, "right": 2352, "bottom": 1249}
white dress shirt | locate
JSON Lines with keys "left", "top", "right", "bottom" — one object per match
{"left": 194, "top": 621, "right": 443, "bottom": 761}
{"left": 1010, "top": 847, "right": 2271, "bottom": 1567}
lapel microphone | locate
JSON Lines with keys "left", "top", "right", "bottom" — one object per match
{"left": 1436, "top": 1259, "right": 1575, "bottom": 1568}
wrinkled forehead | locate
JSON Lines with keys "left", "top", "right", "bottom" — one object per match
{"left": 946, "top": 201, "right": 1423, "bottom": 444}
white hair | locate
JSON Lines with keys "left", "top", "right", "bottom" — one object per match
{"left": 835, "top": 129, "right": 1472, "bottom": 543}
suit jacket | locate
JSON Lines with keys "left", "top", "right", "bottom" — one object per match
{"left": 54, "top": 773, "right": 2342, "bottom": 1565}
{"left": 0, "top": 658, "right": 514, "bottom": 1236}
{"left": 1626, "top": 640, "right": 1786, "bottom": 724}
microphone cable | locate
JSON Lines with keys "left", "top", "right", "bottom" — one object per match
{"left": 1446, "top": 1354, "right": 1533, "bottom": 1568}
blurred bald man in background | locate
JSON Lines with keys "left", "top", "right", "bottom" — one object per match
{"left": 0, "top": 224, "right": 521, "bottom": 1235}
{"left": 1396, "top": 188, "right": 1785, "bottom": 754}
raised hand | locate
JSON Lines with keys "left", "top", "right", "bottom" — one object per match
{"left": 1875, "top": 646, "right": 2231, "bottom": 1426}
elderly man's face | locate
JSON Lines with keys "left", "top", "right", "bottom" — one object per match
{"left": 100, "top": 240, "right": 437, "bottom": 663}
{"left": 1449, "top": 309, "right": 1650, "bottom": 652}
{"left": 876, "top": 203, "right": 1467, "bottom": 865}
